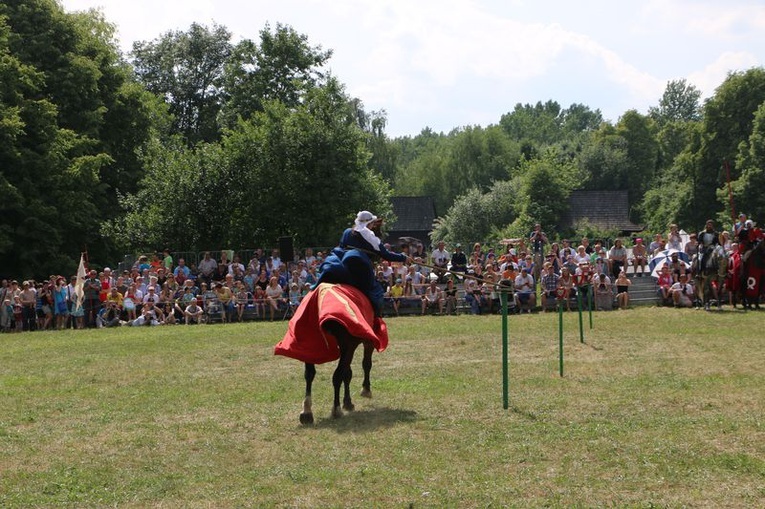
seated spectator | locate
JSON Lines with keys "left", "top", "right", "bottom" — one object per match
{"left": 421, "top": 280, "right": 443, "bottom": 315}
{"left": 684, "top": 233, "right": 698, "bottom": 259}
{"left": 265, "top": 276, "right": 286, "bottom": 321}
{"left": 182, "top": 300, "right": 204, "bottom": 324}
{"left": 450, "top": 244, "right": 468, "bottom": 273}
{"left": 252, "top": 285, "right": 266, "bottom": 318}
{"left": 431, "top": 241, "right": 450, "bottom": 283}
{"left": 615, "top": 271, "right": 632, "bottom": 309}
{"left": 388, "top": 278, "right": 404, "bottom": 316}
{"left": 655, "top": 265, "right": 673, "bottom": 305}
{"left": 593, "top": 273, "right": 614, "bottom": 311}
{"left": 540, "top": 262, "right": 560, "bottom": 312}
{"left": 443, "top": 278, "right": 459, "bottom": 315}
{"left": 288, "top": 283, "right": 302, "bottom": 315}
{"left": 131, "top": 301, "right": 161, "bottom": 326}
{"left": 649, "top": 233, "right": 664, "bottom": 256}
{"left": 608, "top": 239, "right": 628, "bottom": 278}
{"left": 215, "top": 281, "right": 236, "bottom": 323}
{"left": 668, "top": 252, "right": 689, "bottom": 283}
{"left": 556, "top": 266, "right": 575, "bottom": 311}
{"left": 236, "top": 281, "right": 253, "bottom": 322}
{"left": 463, "top": 278, "right": 486, "bottom": 315}
{"left": 670, "top": 274, "right": 695, "bottom": 308}
{"left": 631, "top": 238, "right": 648, "bottom": 277}
{"left": 97, "top": 300, "right": 122, "bottom": 328}
{"left": 514, "top": 267, "right": 536, "bottom": 313}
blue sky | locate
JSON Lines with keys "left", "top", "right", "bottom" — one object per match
{"left": 60, "top": 0, "right": 765, "bottom": 137}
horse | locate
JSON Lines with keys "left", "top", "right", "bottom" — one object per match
{"left": 738, "top": 241, "right": 765, "bottom": 309}
{"left": 691, "top": 245, "right": 727, "bottom": 310}
{"left": 274, "top": 283, "right": 388, "bottom": 424}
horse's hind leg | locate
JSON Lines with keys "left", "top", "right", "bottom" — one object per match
{"left": 300, "top": 363, "right": 316, "bottom": 425}
{"left": 360, "top": 341, "right": 373, "bottom": 399}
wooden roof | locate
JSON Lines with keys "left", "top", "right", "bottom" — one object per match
{"left": 562, "top": 190, "right": 643, "bottom": 233}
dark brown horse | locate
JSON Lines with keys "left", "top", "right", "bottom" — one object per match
{"left": 300, "top": 321, "right": 374, "bottom": 424}
{"left": 274, "top": 283, "right": 388, "bottom": 424}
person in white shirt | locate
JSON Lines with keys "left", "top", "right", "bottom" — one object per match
{"left": 430, "top": 241, "right": 450, "bottom": 283}
{"left": 421, "top": 280, "right": 443, "bottom": 315}
{"left": 514, "top": 267, "right": 536, "bottom": 312}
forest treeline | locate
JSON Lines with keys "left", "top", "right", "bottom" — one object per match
{"left": 2, "top": 0, "right": 765, "bottom": 278}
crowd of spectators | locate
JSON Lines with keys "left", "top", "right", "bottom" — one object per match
{"left": 2, "top": 215, "right": 761, "bottom": 333}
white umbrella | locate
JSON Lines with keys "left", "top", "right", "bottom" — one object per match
{"left": 651, "top": 259, "right": 691, "bottom": 278}
{"left": 649, "top": 248, "right": 690, "bottom": 271}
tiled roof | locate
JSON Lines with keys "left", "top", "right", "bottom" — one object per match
{"left": 389, "top": 196, "right": 437, "bottom": 231}
{"left": 562, "top": 190, "right": 643, "bottom": 232}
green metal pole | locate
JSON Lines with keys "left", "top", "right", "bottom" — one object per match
{"left": 501, "top": 290, "right": 508, "bottom": 409}
{"left": 558, "top": 299, "right": 564, "bottom": 377}
{"left": 588, "top": 283, "right": 593, "bottom": 330}
{"left": 577, "top": 286, "right": 584, "bottom": 343}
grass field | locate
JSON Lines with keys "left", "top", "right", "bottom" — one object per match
{"left": 1, "top": 307, "right": 764, "bottom": 507}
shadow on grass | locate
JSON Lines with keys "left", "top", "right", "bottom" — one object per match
{"left": 310, "top": 406, "right": 419, "bottom": 432}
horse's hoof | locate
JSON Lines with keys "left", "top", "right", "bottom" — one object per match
{"left": 299, "top": 412, "right": 314, "bottom": 425}
{"left": 360, "top": 388, "right": 372, "bottom": 399}
{"left": 342, "top": 402, "right": 355, "bottom": 412}
{"left": 331, "top": 406, "right": 343, "bottom": 419}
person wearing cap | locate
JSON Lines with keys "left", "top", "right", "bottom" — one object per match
{"left": 631, "top": 238, "right": 647, "bottom": 277}
{"left": 315, "top": 210, "right": 410, "bottom": 316}
{"left": 450, "top": 243, "right": 467, "bottom": 273}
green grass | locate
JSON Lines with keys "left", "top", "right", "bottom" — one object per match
{"left": 1, "top": 308, "right": 764, "bottom": 507}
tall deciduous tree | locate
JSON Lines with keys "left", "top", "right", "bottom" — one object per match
{"left": 649, "top": 79, "right": 702, "bottom": 125}
{"left": 131, "top": 22, "right": 232, "bottom": 145}
{"left": 0, "top": 1, "right": 162, "bottom": 278}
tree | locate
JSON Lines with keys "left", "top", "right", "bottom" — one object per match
{"left": 219, "top": 23, "right": 332, "bottom": 127}
{"left": 131, "top": 22, "right": 232, "bottom": 145}
{"left": 725, "top": 101, "right": 765, "bottom": 223}
{"left": 614, "top": 110, "right": 659, "bottom": 219}
{"left": 110, "top": 79, "right": 392, "bottom": 250}
{"left": 649, "top": 79, "right": 702, "bottom": 125}
{"left": 691, "top": 68, "right": 765, "bottom": 229}
{"left": 0, "top": 1, "right": 163, "bottom": 277}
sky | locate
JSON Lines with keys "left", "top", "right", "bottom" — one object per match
{"left": 59, "top": 0, "right": 765, "bottom": 138}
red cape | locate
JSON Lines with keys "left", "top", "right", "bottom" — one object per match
{"left": 274, "top": 283, "right": 389, "bottom": 365}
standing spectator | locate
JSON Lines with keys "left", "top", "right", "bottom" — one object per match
{"left": 53, "top": 277, "right": 69, "bottom": 330}
{"left": 19, "top": 281, "right": 37, "bottom": 331}
{"left": 667, "top": 224, "right": 682, "bottom": 251}
{"left": 162, "top": 249, "right": 174, "bottom": 272}
{"left": 529, "top": 223, "right": 548, "bottom": 281}
{"left": 82, "top": 270, "right": 102, "bottom": 328}
{"left": 197, "top": 252, "right": 217, "bottom": 286}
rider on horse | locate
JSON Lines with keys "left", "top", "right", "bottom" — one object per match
{"left": 697, "top": 219, "right": 720, "bottom": 269}
{"left": 316, "top": 211, "right": 410, "bottom": 316}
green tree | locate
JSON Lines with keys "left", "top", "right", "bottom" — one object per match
{"left": 0, "top": 1, "right": 163, "bottom": 277}
{"left": 219, "top": 23, "right": 331, "bottom": 127}
{"left": 692, "top": 67, "right": 765, "bottom": 228}
{"left": 724, "top": 101, "right": 765, "bottom": 223}
{"left": 110, "top": 79, "right": 391, "bottom": 250}
{"left": 614, "top": 110, "right": 659, "bottom": 219}
{"left": 649, "top": 79, "right": 702, "bottom": 125}
{"left": 131, "top": 22, "right": 232, "bottom": 145}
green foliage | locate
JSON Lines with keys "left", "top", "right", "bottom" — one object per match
{"left": 131, "top": 22, "right": 232, "bottom": 145}
{"left": 694, "top": 67, "right": 765, "bottom": 227}
{"left": 109, "top": 79, "right": 390, "bottom": 251}
{"left": 649, "top": 79, "right": 702, "bottom": 125}
{"left": 723, "top": 100, "right": 765, "bottom": 223}
{"left": 0, "top": 2, "right": 163, "bottom": 278}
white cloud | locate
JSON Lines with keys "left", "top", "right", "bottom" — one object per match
{"left": 688, "top": 51, "right": 761, "bottom": 98}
